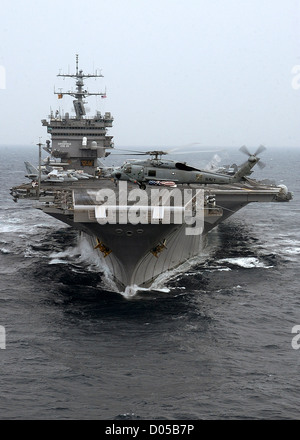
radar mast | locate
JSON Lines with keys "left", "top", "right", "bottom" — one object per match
{"left": 55, "top": 54, "right": 106, "bottom": 119}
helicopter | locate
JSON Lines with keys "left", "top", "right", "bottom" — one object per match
{"left": 110, "top": 145, "right": 266, "bottom": 189}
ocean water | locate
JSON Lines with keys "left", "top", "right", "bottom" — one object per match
{"left": 0, "top": 145, "right": 300, "bottom": 420}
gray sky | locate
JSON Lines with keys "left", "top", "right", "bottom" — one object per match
{"left": 1, "top": 0, "right": 299, "bottom": 148}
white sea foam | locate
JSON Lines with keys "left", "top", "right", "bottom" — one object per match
{"left": 121, "top": 285, "right": 140, "bottom": 298}
{"left": 281, "top": 246, "right": 300, "bottom": 255}
{"left": 204, "top": 266, "right": 231, "bottom": 272}
{"left": 0, "top": 224, "right": 25, "bottom": 233}
{"left": 121, "top": 284, "right": 170, "bottom": 299}
{"left": 261, "top": 236, "right": 300, "bottom": 260}
{"left": 49, "top": 248, "right": 81, "bottom": 261}
{"left": 49, "top": 258, "right": 69, "bottom": 265}
{"left": 218, "top": 257, "right": 273, "bottom": 269}
{"left": 46, "top": 234, "right": 120, "bottom": 292}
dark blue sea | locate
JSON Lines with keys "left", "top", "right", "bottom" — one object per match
{"left": 0, "top": 145, "right": 300, "bottom": 420}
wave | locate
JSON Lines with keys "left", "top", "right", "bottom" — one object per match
{"left": 283, "top": 247, "right": 300, "bottom": 255}
{"left": 47, "top": 234, "right": 120, "bottom": 293}
{"left": 121, "top": 284, "right": 171, "bottom": 299}
{"left": 49, "top": 258, "right": 70, "bottom": 265}
{"left": 217, "top": 257, "right": 273, "bottom": 269}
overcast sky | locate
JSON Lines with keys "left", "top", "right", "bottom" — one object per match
{"left": 0, "top": 0, "right": 299, "bottom": 149}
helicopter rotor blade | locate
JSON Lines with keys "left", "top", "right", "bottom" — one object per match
{"left": 111, "top": 149, "right": 169, "bottom": 156}
{"left": 145, "top": 150, "right": 168, "bottom": 156}
{"left": 111, "top": 148, "right": 150, "bottom": 154}
{"left": 254, "top": 145, "right": 266, "bottom": 156}
{"left": 110, "top": 153, "right": 148, "bottom": 156}
{"left": 239, "top": 145, "right": 252, "bottom": 156}
{"left": 240, "top": 145, "right": 266, "bottom": 157}
{"left": 257, "top": 160, "right": 266, "bottom": 169}
{"left": 111, "top": 146, "right": 225, "bottom": 157}
{"left": 168, "top": 149, "right": 224, "bottom": 155}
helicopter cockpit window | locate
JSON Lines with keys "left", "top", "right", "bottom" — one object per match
{"left": 124, "top": 165, "right": 132, "bottom": 173}
{"left": 148, "top": 170, "right": 156, "bottom": 177}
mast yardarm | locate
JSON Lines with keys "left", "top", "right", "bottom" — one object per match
{"left": 54, "top": 54, "right": 106, "bottom": 119}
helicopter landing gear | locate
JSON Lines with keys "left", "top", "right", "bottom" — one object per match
{"left": 135, "top": 180, "right": 146, "bottom": 190}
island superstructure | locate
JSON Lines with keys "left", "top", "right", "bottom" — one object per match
{"left": 10, "top": 57, "right": 293, "bottom": 291}
{"left": 41, "top": 54, "right": 114, "bottom": 175}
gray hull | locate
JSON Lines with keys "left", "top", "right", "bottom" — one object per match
{"left": 36, "top": 179, "right": 290, "bottom": 290}
{"left": 84, "top": 223, "right": 204, "bottom": 289}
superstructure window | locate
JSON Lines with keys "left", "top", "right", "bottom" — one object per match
{"left": 50, "top": 132, "right": 106, "bottom": 137}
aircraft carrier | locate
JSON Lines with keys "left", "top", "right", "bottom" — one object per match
{"left": 10, "top": 57, "right": 293, "bottom": 292}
